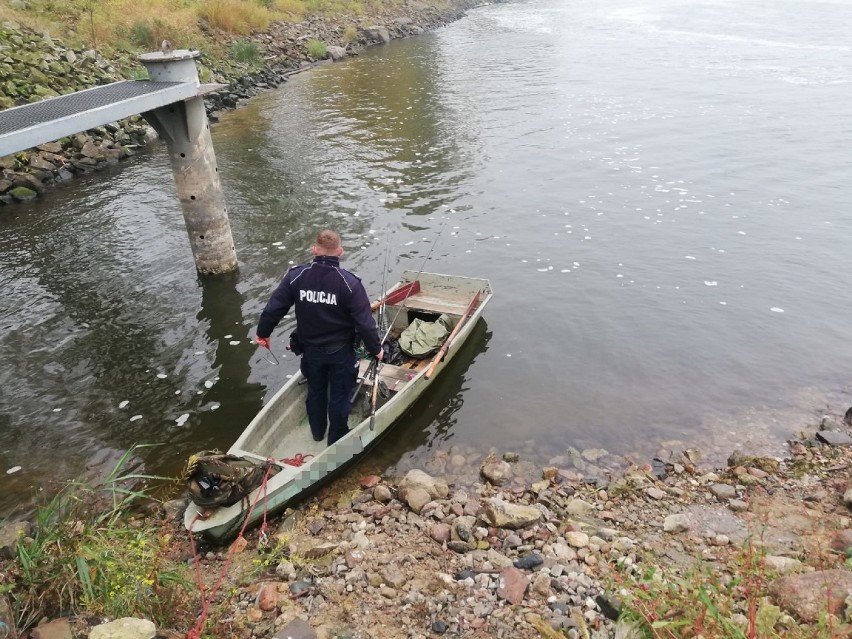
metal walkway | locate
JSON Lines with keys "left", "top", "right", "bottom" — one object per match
{"left": 0, "top": 80, "right": 202, "bottom": 157}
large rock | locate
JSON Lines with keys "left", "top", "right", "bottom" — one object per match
{"left": 327, "top": 46, "right": 347, "bottom": 61}
{"left": 362, "top": 25, "right": 391, "bottom": 43}
{"left": 88, "top": 618, "right": 156, "bottom": 639}
{"left": 480, "top": 498, "right": 541, "bottom": 529}
{"left": 403, "top": 487, "right": 431, "bottom": 514}
{"left": 31, "top": 619, "right": 73, "bottom": 639}
{"left": 0, "top": 520, "right": 28, "bottom": 558}
{"left": 769, "top": 569, "right": 852, "bottom": 622}
{"left": 398, "top": 469, "right": 448, "bottom": 500}
{"left": 480, "top": 455, "right": 513, "bottom": 486}
{"left": 497, "top": 567, "right": 528, "bottom": 604}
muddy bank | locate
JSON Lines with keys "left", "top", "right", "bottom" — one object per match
{"left": 0, "top": 0, "right": 481, "bottom": 206}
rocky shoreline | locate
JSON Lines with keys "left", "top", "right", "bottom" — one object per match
{"left": 10, "top": 407, "right": 852, "bottom": 639}
{"left": 0, "top": 0, "right": 481, "bottom": 206}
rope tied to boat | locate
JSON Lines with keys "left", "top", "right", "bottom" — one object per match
{"left": 186, "top": 463, "right": 275, "bottom": 639}
{"left": 280, "top": 452, "right": 313, "bottom": 467}
{"left": 185, "top": 450, "right": 315, "bottom": 636}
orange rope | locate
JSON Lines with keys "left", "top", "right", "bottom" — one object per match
{"left": 185, "top": 451, "right": 314, "bottom": 639}
{"left": 186, "top": 464, "right": 274, "bottom": 639}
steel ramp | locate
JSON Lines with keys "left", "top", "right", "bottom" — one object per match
{"left": 0, "top": 80, "right": 219, "bottom": 157}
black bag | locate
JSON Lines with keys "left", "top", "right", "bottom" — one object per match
{"left": 288, "top": 330, "right": 303, "bottom": 356}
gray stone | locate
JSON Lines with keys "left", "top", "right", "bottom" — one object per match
{"left": 480, "top": 457, "right": 513, "bottom": 486}
{"left": 710, "top": 483, "right": 737, "bottom": 500}
{"left": 0, "top": 521, "right": 28, "bottom": 558}
{"left": 481, "top": 498, "right": 541, "bottom": 529}
{"left": 272, "top": 618, "right": 316, "bottom": 639}
{"left": 646, "top": 487, "right": 666, "bottom": 500}
{"left": 486, "top": 548, "right": 514, "bottom": 569}
{"left": 327, "top": 46, "right": 347, "bottom": 61}
{"left": 373, "top": 484, "right": 392, "bottom": 503}
{"left": 381, "top": 564, "right": 407, "bottom": 589}
{"left": 816, "top": 430, "right": 852, "bottom": 446}
{"left": 564, "top": 531, "right": 589, "bottom": 548}
{"left": 31, "top": 619, "right": 73, "bottom": 639}
{"left": 764, "top": 555, "right": 802, "bottom": 574}
{"left": 398, "top": 469, "right": 448, "bottom": 500}
{"left": 565, "top": 498, "right": 595, "bottom": 518}
{"left": 663, "top": 514, "right": 690, "bottom": 533}
{"left": 728, "top": 499, "right": 749, "bottom": 512}
{"left": 403, "top": 487, "right": 431, "bottom": 514}
{"left": 88, "top": 618, "right": 155, "bottom": 639}
{"left": 362, "top": 25, "right": 391, "bottom": 43}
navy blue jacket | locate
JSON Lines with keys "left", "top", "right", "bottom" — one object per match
{"left": 257, "top": 256, "right": 381, "bottom": 355}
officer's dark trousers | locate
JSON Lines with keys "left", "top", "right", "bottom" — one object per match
{"left": 300, "top": 344, "right": 357, "bottom": 445}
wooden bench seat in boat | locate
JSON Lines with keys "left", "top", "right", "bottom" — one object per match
{"left": 357, "top": 360, "right": 422, "bottom": 394}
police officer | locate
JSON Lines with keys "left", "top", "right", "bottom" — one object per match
{"left": 255, "top": 230, "right": 383, "bottom": 445}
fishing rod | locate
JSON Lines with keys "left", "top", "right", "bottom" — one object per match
{"left": 350, "top": 220, "right": 447, "bottom": 406}
{"left": 380, "top": 218, "right": 447, "bottom": 345}
{"left": 369, "top": 232, "right": 393, "bottom": 430}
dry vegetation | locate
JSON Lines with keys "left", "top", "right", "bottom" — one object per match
{"left": 0, "top": 0, "right": 369, "bottom": 52}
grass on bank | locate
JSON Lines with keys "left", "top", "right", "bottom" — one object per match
{"left": 0, "top": 445, "right": 194, "bottom": 634}
{"left": 0, "top": 0, "right": 374, "bottom": 52}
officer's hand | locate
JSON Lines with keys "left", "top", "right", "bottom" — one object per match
{"left": 375, "top": 350, "right": 384, "bottom": 362}
{"left": 255, "top": 336, "right": 271, "bottom": 349}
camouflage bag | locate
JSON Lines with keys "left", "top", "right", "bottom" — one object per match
{"left": 399, "top": 314, "right": 453, "bottom": 358}
{"left": 184, "top": 451, "right": 272, "bottom": 509}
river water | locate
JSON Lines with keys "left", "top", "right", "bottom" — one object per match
{"left": 1, "top": 0, "right": 851, "bottom": 516}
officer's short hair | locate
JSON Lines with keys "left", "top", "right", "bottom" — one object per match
{"left": 316, "top": 230, "right": 341, "bottom": 251}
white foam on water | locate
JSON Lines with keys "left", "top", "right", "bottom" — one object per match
{"left": 119, "top": 400, "right": 129, "bottom": 408}
{"left": 770, "top": 307, "right": 785, "bottom": 313}
{"left": 6, "top": 466, "right": 21, "bottom": 474}
{"left": 130, "top": 415, "right": 143, "bottom": 421}
{"left": 175, "top": 414, "right": 190, "bottom": 427}
{"left": 704, "top": 281, "right": 718, "bottom": 286}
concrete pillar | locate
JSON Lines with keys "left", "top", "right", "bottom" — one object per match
{"left": 138, "top": 49, "right": 238, "bottom": 275}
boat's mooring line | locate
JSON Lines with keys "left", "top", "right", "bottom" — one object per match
{"left": 186, "top": 460, "right": 278, "bottom": 639}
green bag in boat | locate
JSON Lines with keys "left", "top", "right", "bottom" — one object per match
{"left": 398, "top": 314, "right": 453, "bottom": 358}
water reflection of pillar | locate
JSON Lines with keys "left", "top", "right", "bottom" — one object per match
{"left": 196, "top": 272, "right": 265, "bottom": 448}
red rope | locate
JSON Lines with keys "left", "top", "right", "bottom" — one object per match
{"left": 280, "top": 452, "right": 313, "bottom": 467}
{"left": 186, "top": 464, "right": 274, "bottom": 639}
{"left": 185, "top": 451, "right": 314, "bottom": 639}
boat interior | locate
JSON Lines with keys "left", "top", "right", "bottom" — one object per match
{"left": 232, "top": 273, "right": 488, "bottom": 467}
